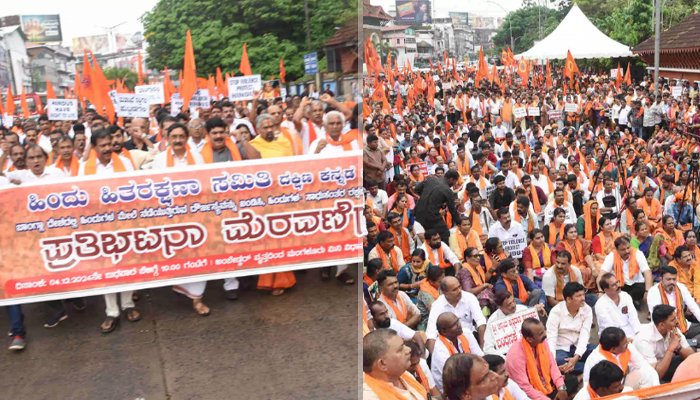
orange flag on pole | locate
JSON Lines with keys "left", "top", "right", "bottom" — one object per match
{"left": 545, "top": 59, "right": 552, "bottom": 89}
{"left": 215, "top": 67, "right": 227, "bottom": 98}
{"left": 181, "top": 30, "right": 197, "bottom": 111}
{"left": 80, "top": 51, "right": 96, "bottom": 108}
{"left": 279, "top": 58, "right": 286, "bottom": 84}
{"left": 90, "top": 51, "right": 113, "bottom": 122}
{"left": 624, "top": 62, "right": 632, "bottom": 85}
{"left": 563, "top": 50, "right": 580, "bottom": 82}
{"left": 137, "top": 51, "right": 144, "bottom": 85}
{"left": 46, "top": 80, "right": 57, "bottom": 99}
{"left": 5, "top": 87, "right": 14, "bottom": 116}
{"left": 518, "top": 57, "right": 529, "bottom": 87}
{"left": 239, "top": 43, "right": 252, "bottom": 76}
{"left": 615, "top": 62, "right": 622, "bottom": 90}
{"left": 475, "top": 48, "right": 488, "bottom": 87}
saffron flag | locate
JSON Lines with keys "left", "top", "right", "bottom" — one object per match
{"left": 137, "top": 51, "right": 144, "bottom": 85}
{"left": 615, "top": 62, "right": 622, "bottom": 90}
{"left": 239, "top": 43, "right": 252, "bottom": 76}
{"left": 279, "top": 58, "right": 286, "bottom": 84}
{"left": 20, "top": 88, "right": 29, "bottom": 118}
{"left": 181, "top": 30, "right": 198, "bottom": 111}
{"left": 545, "top": 59, "right": 552, "bottom": 89}
{"left": 46, "top": 80, "right": 57, "bottom": 100}
{"left": 5, "top": 87, "right": 14, "bottom": 116}
{"left": 624, "top": 62, "right": 632, "bottom": 85}
{"left": 563, "top": 50, "right": 580, "bottom": 82}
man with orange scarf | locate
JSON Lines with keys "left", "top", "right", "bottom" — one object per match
{"left": 546, "top": 282, "right": 596, "bottom": 375}
{"left": 53, "top": 135, "right": 80, "bottom": 176}
{"left": 582, "top": 327, "right": 659, "bottom": 391}
{"left": 377, "top": 269, "right": 421, "bottom": 329}
{"left": 505, "top": 318, "right": 568, "bottom": 400}
{"left": 599, "top": 236, "right": 653, "bottom": 310}
{"left": 362, "top": 329, "right": 428, "bottom": 400}
{"left": 369, "top": 231, "right": 405, "bottom": 273}
{"left": 637, "top": 187, "right": 662, "bottom": 231}
{"left": 542, "top": 250, "right": 586, "bottom": 309}
{"left": 574, "top": 361, "right": 625, "bottom": 399}
{"left": 648, "top": 265, "right": 700, "bottom": 341}
{"left": 494, "top": 259, "right": 545, "bottom": 307}
{"left": 78, "top": 130, "right": 139, "bottom": 334}
{"left": 430, "top": 312, "right": 484, "bottom": 392}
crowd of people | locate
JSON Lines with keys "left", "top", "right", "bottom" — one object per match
{"left": 0, "top": 86, "right": 361, "bottom": 351}
{"left": 362, "top": 61, "right": 700, "bottom": 399}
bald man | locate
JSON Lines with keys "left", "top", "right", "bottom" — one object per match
{"left": 431, "top": 311, "right": 484, "bottom": 391}
{"left": 124, "top": 117, "right": 155, "bottom": 152}
{"left": 267, "top": 104, "right": 302, "bottom": 155}
{"left": 187, "top": 118, "right": 207, "bottom": 153}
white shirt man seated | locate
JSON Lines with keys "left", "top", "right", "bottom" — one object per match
{"left": 483, "top": 354, "right": 530, "bottom": 400}
{"left": 368, "top": 301, "right": 426, "bottom": 354}
{"left": 573, "top": 360, "right": 626, "bottom": 400}
{"left": 542, "top": 250, "right": 584, "bottom": 308}
{"left": 595, "top": 272, "right": 641, "bottom": 338}
{"left": 430, "top": 311, "right": 484, "bottom": 392}
{"left": 483, "top": 289, "right": 546, "bottom": 357}
{"left": 647, "top": 260, "right": 700, "bottom": 340}
{"left": 583, "top": 327, "right": 659, "bottom": 390}
{"left": 634, "top": 303, "right": 696, "bottom": 382}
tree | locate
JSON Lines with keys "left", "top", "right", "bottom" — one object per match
{"left": 491, "top": 6, "right": 565, "bottom": 54}
{"left": 103, "top": 67, "right": 138, "bottom": 90}
{"left": 142, "top": 0, "right": 356, "bottom": 81}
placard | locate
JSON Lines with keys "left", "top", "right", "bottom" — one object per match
{"left": 513, "top": 107, "right": 527, "bottom": 119}
{"left": 547, "top": 109, "right": 562, "bottom": 120}
{"left": 0, "top": 152, "right": 363, "bottom": 305}
{"left": 227, "top": 75, "right": 262, "bottom": 102}
{"left": 170, "top": 94, "right": 183, "bottom": 117}
{"left": 190, "top": 89, "right": 211, "bottom": 110}
{"left": 2, "top": 114, "right": 13, "bottom": 128}
{"left": 135, "top": 84, "right": 165, "bottom": 105}
{"left": 47, "top": 99, "right": 78, "bottom": 121}
{"left": 491, "top": 307, "right": 540, "bottom": 353}
{"left": 527, "top": 106, "right": 540, "bottom": 117}
{"left": 116, "top": 94, "right": 150, "bottom": 118}
{"left": 610, "top": 68, "right": 619, "bottom": 79}
{"left": 672, "top": 86, "right": 683, "bottom": 99}
{"left": 564, "top": 103, "right": 578, "bottom": 112}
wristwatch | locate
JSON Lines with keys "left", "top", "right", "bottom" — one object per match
{"left": 558, "top": 384, "right": 567, "bottom": 392}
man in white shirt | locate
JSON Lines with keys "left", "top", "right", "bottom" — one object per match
{"left": 366, "top": 182, "right": 389, "bottom": 219}
{"left": 363, "top": 329, "right": 426, "bottom": 400}
{"left": 647, "top": 264, "right": 700, "bottom": 340}
{"left": 573, "top": 361, "right": 625, "bottom": 400}
{"left": 599, "top": 236, "right": 653, "bottom": 309}
{"left": 484, "top": 354, "right": 530, "bottom": 400}
{"left": 483, "top": 289, "right": 546, "bottom": 357}
{"left": 546, "top": 281, "right": 595, "bottom": 374}
{"left": 7, "top": 145, "right": 66, "bottom": 184}
{"left": 595, "top": 272, "right": 641, "bottom": 338}
{"left": 634, "top": 304, "right": 696, "bottom": 382}
{"left": 406, "top": 340, "right": 440, "bottom": 399}
{"left": 186, "top": 118, "right": 207, "bottom": 153}
{"left": 596, "top": 176, "right": 622, "bottom": 225}
{"left": 544, "top": 188, "right": 577, "bottom": 225}
{"left": 368, "top": 301, "right": 425, "bottom": 352}
{"left": 494, "top": 156, "right": 521, "bottom": 190}
{"left": 425, "top": 276, "right": 486, "bottom": 354}
{"left": 301, "top": 97, "right": 353, "bottom": 154}
{"left": 583, "top": 327, "right": 659, "bottom": 390}
{"left": 78, "top": 130, "right": 138, "bottom": 334}
{"left": 542, "top": 250, "right": 585, "bottom": 309}
{"left": 431, "top": 311, "right": 484, "bottom": 392}
{"left": 421, "top": 229, "right": 461, "bottom": 276}
{"left": 488, "top": 208, "right": 527, "bottom": 259}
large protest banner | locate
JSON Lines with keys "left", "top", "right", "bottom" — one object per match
{"left": 0, "top": 152, "right": 363, "bottom": 306}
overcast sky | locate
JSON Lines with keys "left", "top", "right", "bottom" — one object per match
{"left": 2, "top": 0, "right": 158, "bottom": 47}
{"left": 370, "top": 0, "right": 524, "bottom": 18}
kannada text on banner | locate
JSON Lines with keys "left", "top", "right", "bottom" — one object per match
{"left": 0, "top": 152, "right": 364, "bottom": 305}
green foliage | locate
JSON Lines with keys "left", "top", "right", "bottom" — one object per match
{"left": 142, "top": 0, "right": 356, "bottom": 81}
{"left": 103, "top": 67, "right": 138, "bottom": 90}
{"left": 492, "top": 6, "right": 565, "bottom": 54}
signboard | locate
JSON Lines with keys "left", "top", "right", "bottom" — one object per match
{"left": 491, "top": 308, "right": 540, "bottom": 353}
{"left": 527, "top": 106, "right": 540, "bottom": 117}
{"left": 135, "top": 84, "right": 165, "bottom": 105}
{"left": 513, "top": 107, "right": 527, "bottom": 119}
{"left": 547, "top": 109, "right": 562, "bottom": 120}
{"left": 564, "top": 103, "right": 578, "bottom": 113}
{"left": 395, "top": 0, "right": 433, "bottom": 25}
{"left": 20, "top": 15, "right": 62, "bottom": 43}
{"left": 304, "top": 52, "right": 318, "bottom": 75}
{"left": 672, "top": 86, "right": 683, "bottom": 98}
{"left": 47, "top": 99, "right": 78, "bottom": 121}
{"left": 170, "top": 94, "right": 183, "bottom": 117}
{"left": 227, "top": 75, "right": 262, "bottom": 102}
{"left": 610, "top": 68, "right": 620, "bottom": 79}
{"left": 190, "top": 89, "right": 211, "bottom": 110}
{"left": 116, "top": 94, "right": 150, "bottom": 118}
{"left": 0, "top": 153, "right": 363, "bottom": 305}
{"left": 2, "top": 115, "right": 13, "bottom": 129}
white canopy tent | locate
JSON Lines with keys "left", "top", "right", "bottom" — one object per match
{"left": 515, "top": 4, "right": 634, "bottom": 60}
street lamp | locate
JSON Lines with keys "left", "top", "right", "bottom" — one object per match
{"left": 486, "top": 1, "right": 513, "bottom": 51}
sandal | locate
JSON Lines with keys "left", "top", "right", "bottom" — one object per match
{"left": 271, "top": 289, "right": 285, "bottom": 296}
{"left": 336, "top": 272, "right": 355, "bottom": 285}
{"left": 100, "top": 317, "right": 119, "bottom": 334}
{"left": 125, "top": 307, "right": 141, "bottom": 322}
{"left": 192, "top": 299, "right": 210, "bottom": 316}
{"left": 320, "top": 267, "right": 331, "bottom": 281}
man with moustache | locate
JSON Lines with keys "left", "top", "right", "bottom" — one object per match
{"left": 431, "top": 312, "right": 484, "bottom": 392}
{"left": 368, "top": 301, "right": 426, "bottom": 354}
{"left": 79, "top": 130, "right": 138, "bottom": 333}
{"left": 52, "top": 136, "right": 80, "bottom": 176}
